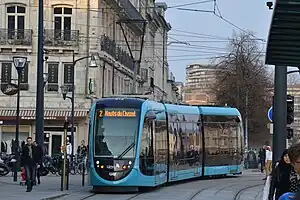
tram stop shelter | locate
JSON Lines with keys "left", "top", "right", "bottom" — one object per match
{"left": 265, "top": 0, "right": 300, "bottom": 164}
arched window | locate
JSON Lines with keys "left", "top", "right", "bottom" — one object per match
{"left": 6, "top": 5, "right": 26, "bottom": 39}
{"left": 53, "top": 7, "right": 72, "bottom": 41}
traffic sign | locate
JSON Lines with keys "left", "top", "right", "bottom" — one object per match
{"left": 268, "top": 107, "right": 273, "bottom": 122}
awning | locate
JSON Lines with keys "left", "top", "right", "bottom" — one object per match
{"left": 0, "top": 109, "right": 88, "bottom": 117}
{"left": 265, "top": 0, "right": 300, "bottom": 66}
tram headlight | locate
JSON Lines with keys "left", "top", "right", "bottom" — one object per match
{"left": 122, "top": 165, "right": 127, "bottom": 169}
{"left": 100, "top": 165, "right": 104, "bottom": 169}
{"left": 96, "top": 161, "right": 100, "bottom": 165}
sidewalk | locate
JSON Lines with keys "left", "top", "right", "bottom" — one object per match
{"left": 0, "top": 173, "right": 91, "bottom": 200}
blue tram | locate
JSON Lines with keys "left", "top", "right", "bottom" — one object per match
{"left": 88, "top": 97, "right": 244, "bottom": 191}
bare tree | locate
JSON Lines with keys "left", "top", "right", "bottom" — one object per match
{"left": 287, "top": 73, "right": 300, "bottom": 86}
{"left": 210, "top": 32, "right": 273, "bottom": 147}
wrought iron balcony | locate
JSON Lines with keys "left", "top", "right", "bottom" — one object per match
{"left": 104, "top": 0, "right": 145, "bottom": 34}
{"left": 116, "top": 45, "right": 134, "bottom": 71}
{"left": 44, "top": 29, "right": 79, "bottom": 47}
{"left": 119, "top": 0, "right": 145, "bottom": 34}
{"left": 0, "top": 29, "right": 32, "bottom": 46}
{"left": 100, "top": 35, "right": 134, "bottom": 72}
{"left": 100, "top": 35, "right": 116, "bottom": 58}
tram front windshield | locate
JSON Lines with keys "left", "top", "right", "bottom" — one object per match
{"left": 94, "top": 108, "right": 140, "bottom": 159}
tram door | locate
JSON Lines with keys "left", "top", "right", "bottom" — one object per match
{"left": 170, "top": 121, "right": 180, "bottom": 180}
{"left": 154, "top": 115, "right": 168, "bottom": 185}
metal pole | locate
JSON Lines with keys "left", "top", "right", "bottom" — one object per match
{"left": 245, "top": 91, "right": 249, "bottom": 151}
{"left": 162, "top": 28, "right": 166, "bottom": 101}
{"left": 131, "top": 60, "right": 137, "bottom": 94}
{"left": 273, "top": 66, "right": 287, "bottom": 168}
{"left": 35, "top": 0, "right": 44, "bottom": 147}
{"left": 13, "top": 71, "right": 21, "bottom": 182}
{"left": 82, "top": 156, "right": 85, "bottom": 186}
{"left": 62, "top": 117, "right": 68, "bottom": 190}
{"left": 71, "top": 53, "right": 75, "bottom": 155}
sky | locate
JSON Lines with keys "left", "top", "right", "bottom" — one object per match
{"left": 162, "top": 0, "right": 274, "bottom": 82}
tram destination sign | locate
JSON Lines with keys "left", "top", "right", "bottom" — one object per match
{"left": 99, "top": 109, "right": 137, "bottom": 117}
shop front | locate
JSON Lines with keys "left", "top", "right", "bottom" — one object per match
{"left": 0, "top": 108, "right": 89, "bottom": 156}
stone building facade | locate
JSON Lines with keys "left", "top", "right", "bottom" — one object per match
{"left": 0, "top": 0, "right": 178, "bottom": 155}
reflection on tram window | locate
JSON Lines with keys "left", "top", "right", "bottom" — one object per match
{"left": 167, "top": 113, "right": 202, "bottom": 170}
{"left": 203, "top": 115, "right": 241, "bottom": 166}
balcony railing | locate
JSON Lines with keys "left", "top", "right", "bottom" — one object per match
{"left": 105, "top": 0, "right": 144, "bottom": 34}
{"left": 44, "top": 29, "right": 79, "bottom": 47}
{"left": 0, "top": 29, "right": 33, "bottom": 46}
{"left": 101, "top": 35, "right": 134, "bottom": 71}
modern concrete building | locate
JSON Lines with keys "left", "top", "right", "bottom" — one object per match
{"left": 184, "top": 64, "right": 217, "bottom": 105}
{"left": 0, "top": 0, "right": 178, "bottom": 155}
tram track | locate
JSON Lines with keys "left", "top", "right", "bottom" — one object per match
{"left": 186, "top": 182, "right": 263, "bottom": 200}
{"left": 78, "top": 192, "right": 142, "bottom": 200}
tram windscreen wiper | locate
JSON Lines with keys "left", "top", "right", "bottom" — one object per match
{"left": 117, "top": 142, "right": 135, "bottom": 159}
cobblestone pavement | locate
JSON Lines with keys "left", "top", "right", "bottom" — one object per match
{"left": 0, "top": 170, "right": 265, "bottom": 200}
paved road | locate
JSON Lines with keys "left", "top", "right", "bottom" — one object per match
{"left": 58, "top": 170, "right": 264, "bottom": 200}
{"left": 0, "top": 170, "right": 265, "bottom": 200}
{"left": 0, "top": 173, "right": 89, "bottom": 200}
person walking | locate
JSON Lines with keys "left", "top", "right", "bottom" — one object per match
{"left": 268, "top": 149, "right": 293, "bottom": 200}
{"left": 264, "top": 145, "right": 273, "bottom": 180}
{"left": 259, "top": 147, "right": 266, "bottom": 173}
{"left": 32, "top": 141, "right": 43, "bottom": 185}
{"left": 20, "top": 137, "right": 39, "bottom": 192}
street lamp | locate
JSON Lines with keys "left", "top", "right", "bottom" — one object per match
{"left": 60, "top": 53, "right": 97, "bottom": 155}
{"left": 12, "top": 56, "right": 27, "bottom": 182}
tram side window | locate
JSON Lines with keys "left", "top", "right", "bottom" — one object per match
{"left": 155, "top": 120, "right": 168, "bottom": 174}
{"left": 139, "top": 117, "right": 154, "bottom": 176}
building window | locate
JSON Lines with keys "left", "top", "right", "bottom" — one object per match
{"left": 124, "top": 79, "right": 130, "bottom": 93}
{"left": 150, "top": 34, "right": 155, "bottom": 57}
{"left": 121, "top": 77, "right": 124, "bottom": 94}
{"left": 118, "top": 76, "right": 121, "bottom": 94}
{"left": 47, "top": 63, "right": 59, "bottom": 92}
{"left": 63, "top": 63, "right": 73, "bottom": 92}
{"left": 54, "top": 7, "right": 72, "bottom": 41}
{"left": 6, "top": 5, "right": 26, "bottom": 39}
{"left": 141, "top": 68, "right": 148, "bottom": 83}
{"left": 107, "top": 70, "right": 111, "bottom": 95}
{"left": 1, "top": 62, "right": 29, "bottom": 91}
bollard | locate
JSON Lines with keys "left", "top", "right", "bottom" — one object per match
{"left": 82, "top": 157, "right": 85, "bottom": 186}
{"left": 60, "top": 158, "right": 64, "bottom": 191}
{"left": 66, "top": 159, "right": 69, "bottom": 190}
{"left": 60, "top": 117, "right": 69, "bottom": 191}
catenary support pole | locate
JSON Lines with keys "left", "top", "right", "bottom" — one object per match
{"left": 35, "top": 0, "right": 44, "bottom": 146}
{"left": 71, "top": 52, "right": 75, "bottom": 155}
{"left": 273, "top": 65, "right": 287, "bottom": 168}
{"left": 13, "top": 71, "right": 21, "bottom": 182}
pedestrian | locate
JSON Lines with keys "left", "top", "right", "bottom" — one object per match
{"left": 268, "top": 149, "right": 293, "bottom": 200}
{"left": 259, "top": 147, "right": 266, "bottom": 173}
{"left": 278, "top": 143, "right": 300, "bottom": 200}
{"left": 32, "top": 141, "right": 43, "bottom": 185}
{"left": 264, "top": 145, "right": 273, "bottom": 180}
{"left": 20, "top": 137, "right": 39, "bottom": 192}
{"left": 77, "top": 140, "right": 88, "bottom": 157}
